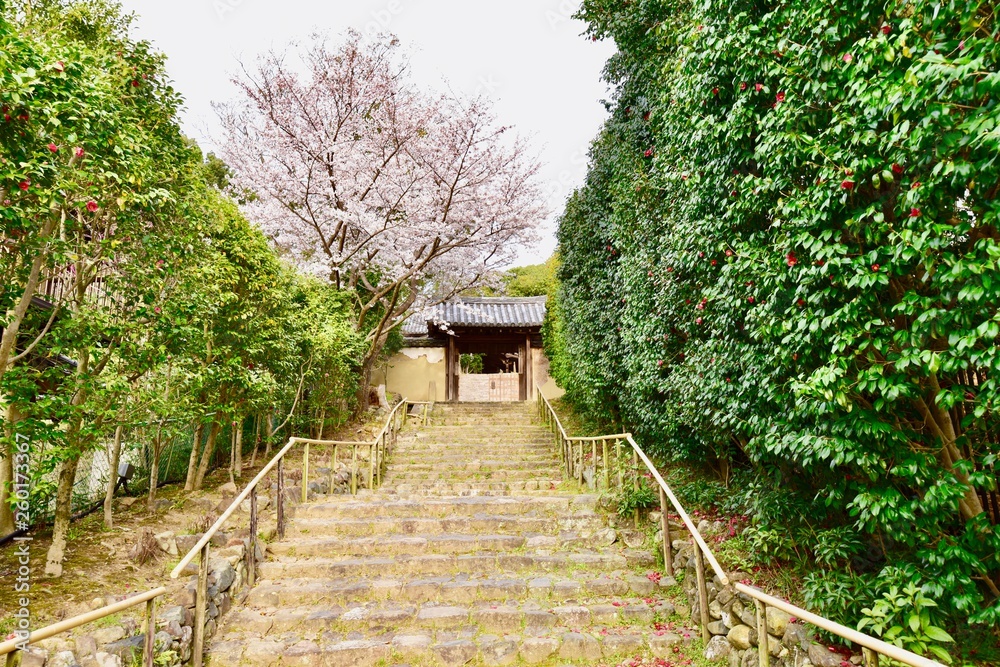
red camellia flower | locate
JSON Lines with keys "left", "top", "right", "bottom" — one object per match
{"left": 18, "top": 180, "right": 29, "bottom": 191}
{"left": 786, "top": 252, "right": 798, "bottom": 267}
{"left": 909, "top": 208, "right": 921, "bottom": 217}
{"left": 696, "top": 302, "right": 705, "bottom": 311}
{"left": 54, "top": 61, "right": 65, "bottom": 72}
{"left": 911, "top": 181, "right": 921, "bottom": 190}
{"left": 872, "top": 263, "right": 880, "bottom": 272}
{"left": 643, "top": 111, "right": 651, "bottom": 121}
{"left": 710, "top": 259, "right": 717, "bottom": 266}
{"left": 841, "top": 179, "right": 855, "bottom": 190}
{"left": 712, "top": 87, "right": 719, "bottom": 96}
{"left": 695, "top": 317, "right": 703, "bottom": 325}
{"left": 47, "top": 143, "right": 58, "bottom": 153}
{"left": 699, "top": 251, "right": 705, "bottom": 258}
{"left": 892, "top": 163, "right": 903, "bottom": 175}
{"left": 747, "top": 296, "right": 756, "bottom": 304}
{"left": 667, "top": 266, "right": 674, "bottom": 272}
{"left": 754, "top": 82, "right": 763, "bottom": 92}
{"left": 881, "top": 25, "right": 891, "bottom": 35}
{"left": 843, "top": 53, "right": 853, "bottom": 63}
{"left": 657, "top": 360, "right": 664, "bottom": 367}
{"left": 154, "top": 306, "right": 162, "bottom": 314}
{"left": 86, "top": 201, "right": 99, "bottom": 212}
{"left": 648, "top": 270, "right": 653, "bottom": 277}
{"left": 797, "top": 299, "right": 806, "bottom": 307}
{"left": 725, "top": 249, "right": 733, "bottom": 257}
{"left": 644, "top": 147, "right": 654, "bottom": 157}
{"left": 740, "top": 82, "right": 747, "bottom": 91}
{"left": 131, "top": 80, "right": 140, "bottom": 87}
{"left": 775, "top": 91, "right": 786, "bottom": 103}
{"left": 74, "top": 147, "right": 85, "bottom": 158}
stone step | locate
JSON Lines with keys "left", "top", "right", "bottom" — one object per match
{"left": 383, "top": 469, "right": 561, "bottom": 483}
{"left": 381, "top": 480, "right": 566, "bottom": 496}
{"left": 386, "top": 458, "right": 560, "bottom": 470}
{"left": 210, "top": 624, "right": 698, "bottom": 667}
{"left": 258, "top": 548, "right": 650, "bottom": 580}
{"left": 245, "top": 570, "right": 669, "bottom": 609}
{"left": 227, "top": 595, "right": 678, "bottom": 635}
{"left": 293, "top": 495, "right": 598, "bottom": 520}
{"left": 268, "top": 527, "right": 646, "bottom": 558}
{"left": 397, "top": 439, "right": 554, "bottom": 448}
{"left": 286, "top": 512, "right": 603, "bottom": 538}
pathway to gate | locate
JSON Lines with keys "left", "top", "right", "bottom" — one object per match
{"left": 205, "top": 402, "right": 683, "bottom": 666}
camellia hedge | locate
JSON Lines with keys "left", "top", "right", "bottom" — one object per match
{"left": 550, "top": 0, "right": 1000, "bottom": 651}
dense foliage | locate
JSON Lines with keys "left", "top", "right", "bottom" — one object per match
{"left": 0, "top": 0, "right": 363, "bottom": 575}
{"left": 550, "top": 0, "right": 1000, "bottom": 651}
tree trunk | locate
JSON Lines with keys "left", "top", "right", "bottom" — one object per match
{"left": 103, "top": 424, "right": 124, "bottom": 528}
{"left": 0, "top": 402, "right": 24, "bottom": 536}
{"left": 250, "top": 415, "right": 261, "bottom": 468}
{"left": 44, "top": 453, "right": 82, "bottom": 577}
{"left": 184, "top": 422, "right": 203, "bottom": 491}
{"left": 194, "top": 419, "right": 221, "bottom": 491}
{"left": 263, "top": 413, "right": 273, "bottom": 461}
{"left": 234, "top": 419, "right": 243, "bottom": 480}
{"left": 0, "top": 218, "right": 57, "bottom": 392}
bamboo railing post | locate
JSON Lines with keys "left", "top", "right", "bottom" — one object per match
{"left": 351, "top": 445, "right": 358, "bottom": 495}
{"left": 329, "top": 444, "right": 336, "bottom": 496}
{"left": 248, "top": 485, "right": 258, "bottom": 586}
{"left": 590, "top": 440, "right": 597, "bottom": 491}
{"left": 301, "top": 441, "right": 309, "bottom": 503}
{"left": 276, "top": 457, "right": 285, "bottom": 539}
{"left": 602, "top": 438, "right": 609, "bottom": 490}
{"left": 192, "top": 542, "right": 210, "bottom": 667}
{"left": 616, "top": 439, "right": 624, "bottom": 490}
{"left": 862, "top": 648, "right": 879, "bottom": 667}
{"left": 755, "top": 599, "right": 771, "bottom": 667}
{"left": 659, "top": 487, "right": 674, "bottom": 577}
{"left": 143, "top": 598, "right": 155, "bottom": 667}
{"left": 577, "top": 441, "right": 584, "bottom": 486}
{"left": 632, "top": 448, "right": 640, "bottom": 528}
{"left": 694, "top": 545, "right": 711, "bottom": 644}
{"left": 368, "top": 442, "right": 375, "bottom": 490}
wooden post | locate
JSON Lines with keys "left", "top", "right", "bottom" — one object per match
{"left": 616, "top": 439, "right": 624, "bottom": 490}
{"left": 329, "top": 444, "right": 337, "bottom": 495}
{"left": 694, "top": 546, "right": 711, "bottom": 644}
{"left": 143, "top": 597, "right": 156, "bottom": 667}
{"left": 755, "top": 599, "right": 771, "bottom": 667}
{"left": 862, "top": 648, "right": 879, "bottom": 667}
{"left": 659, "top": 487, "right": 673, "bottom": 577}
{"left": 351, "top": 445, "right": 358, "bottom": 495}
{"left": 368, "top": 443, "right": 375, "bottom": 490}
{"left": 276, "top": 456, "right": 285, "bottom": 539}
{"left": 248, "top": 485, "right": 258, "bottom": 586}
{"left": 576, "top": 441, "right": 584, "bottom": 486}
{"left": 192, "top": 543, "right": 210, "bottom": 667}
{"left": 301, "top": 441, "right": 309, "bottom": 503}
{"left": 590, "top": 440, "right": 597, "bottom": 491}
{"left": 632, "top": 448, "right": 640, "bottom": 528}
{"left": 602, "top": 439, "right": 609, "bottom": 490}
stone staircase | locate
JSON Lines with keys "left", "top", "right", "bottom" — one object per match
{"left": 207, "top": 402, "right": 694, "bottom": 667}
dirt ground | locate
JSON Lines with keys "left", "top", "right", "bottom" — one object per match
{"left": 0, "top": 413, "right": 386, "bottom": 638}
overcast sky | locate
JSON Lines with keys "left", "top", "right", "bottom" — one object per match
{"left": 116, "top": 0, "right": 615, "bottom": 265}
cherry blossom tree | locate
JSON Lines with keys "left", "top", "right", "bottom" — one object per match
{"left": 216, "top": 31, "right": 546, "bottom": 393}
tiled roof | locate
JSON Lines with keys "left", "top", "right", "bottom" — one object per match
{"left": 401, "top": 296, "right": 547, "bottom": 336}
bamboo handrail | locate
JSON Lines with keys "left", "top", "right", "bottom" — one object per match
{"left": 170, "top": 435, "right": 300, "bottom": 578}
{"left": 535, "top": 385, "right": 946, "bottom": 667}
{"left": 734, "top": 584, "right": 944, "bottom": 667}
{"left": 625, "top": 434, "right": 729, "bottom": 586}
{"left": 0, "top": 587, "right": 166, "bottom": 655}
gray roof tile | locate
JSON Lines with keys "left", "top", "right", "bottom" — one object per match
{"left": 401, "top": 296, "right": 547, "bottom": 336}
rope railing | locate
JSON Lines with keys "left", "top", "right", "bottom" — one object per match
{"left": 535, "top": 388, "right": 946, "bottom": 667}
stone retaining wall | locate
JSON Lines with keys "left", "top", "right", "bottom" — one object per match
{"left": 672, "top": 539, "right": 858, "bottom": 667}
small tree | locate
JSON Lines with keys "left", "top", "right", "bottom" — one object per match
{"left": 217, "top": 31, "right": 546, "bottom": 401}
